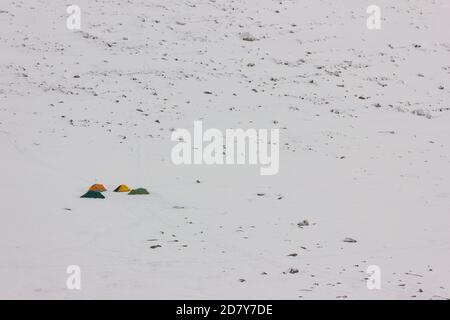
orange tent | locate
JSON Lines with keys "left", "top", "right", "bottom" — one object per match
{"left": 89, "top": 184, "right": 107, "bottom": 192}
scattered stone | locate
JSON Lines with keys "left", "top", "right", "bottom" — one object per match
{"left": 405, "top": 272, "right": 423, "bottom": 277}
{"left": 412, "top": 109, "right": 432, "bottom": 119}
{"left": 288, "top": 268, "right": 299, "bottom": 274}
{"left": 240, "top": 32, "right": 257, "bottom": 42}
{"left": 297, "top": 220, "right": 309, "bottom": 227}
{"left": 330, "top": 108, "right": 340, "bottom": 114}
{"left": 343, "top": 237, "right": 357, "bottom": 243}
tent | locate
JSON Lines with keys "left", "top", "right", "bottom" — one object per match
{"left": 128, "top": 188, "right": 149, "bottom": 195}
{"left": 89, "top": 184, "right": 107, "bottom": 192}
{"left": 81, "top": 190, "right": 105, "bottom": 199}
{"left": 114, "top": 184, "right": 130, "bottom": 192}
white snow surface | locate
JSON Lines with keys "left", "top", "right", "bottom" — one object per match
{"left": 0, "top": 0, "right": 449, "bottom": 299}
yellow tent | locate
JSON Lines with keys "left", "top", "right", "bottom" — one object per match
{"left": 114, "top": 184, "right": 130, "bottom": 192}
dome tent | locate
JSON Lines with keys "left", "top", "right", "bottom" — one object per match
{"left": 81, "top": 190, "right": 105, "bottom": 199}
{"left": 128, "top": 188, "right": 149, "bottom": 195}
{"left": 114, "top": 184, "right": 131, "bottom": 192}
{"left": 88, "top": 184, "right": 107, "bottom": 192}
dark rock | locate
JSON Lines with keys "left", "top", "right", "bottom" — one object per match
{"left": 297, "top": 220, "right": 309, "bottom": 227}
{"left": 343, "top": 237, "right": 357, "bottom": 243}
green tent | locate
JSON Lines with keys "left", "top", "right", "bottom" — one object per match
{"left": 81, "top": 190, "right": 105, "bottom": 199}
{"left": 128, "top": 188, "right": 150, "bottom": 195}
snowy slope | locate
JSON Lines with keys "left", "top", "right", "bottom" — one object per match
{"left": 0, "top": 0, "right": 449, "bottom": 299}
